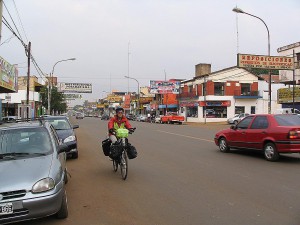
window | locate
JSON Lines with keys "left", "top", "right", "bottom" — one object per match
{"left": 251, "top": 106, "right": 256, "bottom": 114}
{"left": 237, "top": 116, "right": 253, "bottom": 129}
{"left": 214, "top": 82, "right": 224, "bottom": 96}
{"left": 203, "top": 107, "right": 227, "bottom": 118}
{"left": 250, "top": 116, "right": 268, "bottom": 129}
{"left": 187, "top": 106, "right": 198, "bottom": 117}
{"left": 235, "top": 106, "right": 245, "bottom": 114}
{"left": 241, "top": 83, "right": 251, "bottom": 95}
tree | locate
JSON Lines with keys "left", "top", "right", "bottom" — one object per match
{"left": 246, "top": 68, "right": 279, "bottom": 76}
{"left": 40, "top": 85, "right": 67, "bottom": 114}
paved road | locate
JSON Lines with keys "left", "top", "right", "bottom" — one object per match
{"left": 18, "top": 118, "right": 300, "bottom": 225}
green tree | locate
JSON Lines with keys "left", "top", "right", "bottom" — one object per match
{"left": 40, "top": 86, "right": 67, "bottom": 114}
{"left": 246, "top": 68, "right": 279, "bottom": 76}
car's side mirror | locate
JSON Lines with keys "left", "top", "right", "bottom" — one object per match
{"left": 73, "top": 125, "right": 79, "bottom": 129}
{"left": 58, "top": 143, "right": 70, "bottom": 154}
{"left": 230, "top": 125, "right": 236, "bottom": 130}
{"left": 57, "top": 144, "right": 71, "bottom": 154}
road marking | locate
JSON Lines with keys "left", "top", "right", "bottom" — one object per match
{"left": 157, "top": 130, "right": 214, "bottom": 143}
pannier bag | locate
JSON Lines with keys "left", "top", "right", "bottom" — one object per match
{"left": 126, "top": 144, "right": 137, "bottom": 159}
{"left": 109, "top": 144, "right": 123, "bottom": 159}
{"left": 102, "top": 138, "right": 112, "bottom": 156}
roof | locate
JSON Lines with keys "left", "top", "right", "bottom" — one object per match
{"left": 181, "top": 66, "right": 263, "bottom": 84}
{"left": 0, "top": 120, "right": 46, "bottom": 130}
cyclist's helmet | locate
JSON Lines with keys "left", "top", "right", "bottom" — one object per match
{"left": 115, "top": 106, "right": 124, "bottom": 113}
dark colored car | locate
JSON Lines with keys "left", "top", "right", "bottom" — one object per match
{"left": 0, "top": 120, "right": 70, "bottom": 224}
{"left": 126, "top": 114, "right": 136, "bottom": 120}
{"left": 41, "top": 116, "right": 79, "bottom": 159}
{"left": 214, "top": 114, "right": 300, "bottom": 161}
{"left": 101, "top": 114, "right": 110, "bottom": 120}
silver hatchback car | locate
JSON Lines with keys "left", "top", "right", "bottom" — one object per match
{"left": 0, "top": 120, "right": 70, "bottom": 224}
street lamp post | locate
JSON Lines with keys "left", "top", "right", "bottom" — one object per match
{"left": 48, "top": 58, "right": 76, "bottom": 115}
{"left": 232, "top": 7, "right": 271, "bottom": 114}
{"left": 125, "top": 76, "right": 140, "bottom": 115}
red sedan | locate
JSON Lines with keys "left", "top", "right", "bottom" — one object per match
{"left": 214, "top": 114, "right": 300, "bottom": 161}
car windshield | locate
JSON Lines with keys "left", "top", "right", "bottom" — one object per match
{"left": 44, "top": 118, "right": 72, "bottom": 130}
{"left": 0, "top": 127, "right": 52, "bottom": 158}
{"left": 275, "top": 114, "right": 300, "bottom": 126}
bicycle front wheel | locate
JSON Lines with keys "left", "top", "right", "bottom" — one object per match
{"left": 120, "top": 150, "right": 128, "bottom": 180}
{"left": 113, "top": 159, "right": 118, "bottom": 172}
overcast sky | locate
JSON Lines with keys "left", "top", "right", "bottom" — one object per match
{"left": 1, "top": 0, "right": 300, "bottom": 105}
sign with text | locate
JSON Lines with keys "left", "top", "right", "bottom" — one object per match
{"left": 0, "top": 56, "right": 18, "bottom": 92}
{"left": 64, "top": 94, "right": 82, "bottom": 99}
{"left": 278, "top": 87, "right": 300, "bottom": 103}
{"left": 149, "top": 80, "right": 180, "bottom": 94}
{"left": 237, "top": 54, "right": 294, "bottom": 70}
{"left": 58, "top": 83, "right": 92, "bottom": 93}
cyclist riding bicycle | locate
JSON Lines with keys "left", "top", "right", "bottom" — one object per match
{"left": 108, "top": 106, "right": 133, "bottom": 143}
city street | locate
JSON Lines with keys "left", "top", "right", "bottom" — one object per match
{"left": 18, "top": 117, "right": 300, "bottom": 225}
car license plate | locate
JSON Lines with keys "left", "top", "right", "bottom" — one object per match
{"left": 0, "top": 203, "right": 13, "bottom": 215}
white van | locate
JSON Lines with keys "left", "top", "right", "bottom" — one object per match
{"left": 275, "top": 108, "right": 300, "bottom": 114}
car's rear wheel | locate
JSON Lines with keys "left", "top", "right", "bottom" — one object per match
{"left": 218, "top": 137, "right": 230, "bottom": 153}
{"left": 234, "top": 120, "right": 238, "bottom": 125}
{"left": 56, "top": 188, "right": 68, "bottom": 219}
{"left": 264, "top": 142, "right": 279, "bottom": 161}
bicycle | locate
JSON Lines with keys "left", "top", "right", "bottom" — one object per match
{"left": 110, "top": 127, "right": 136, "bottom": 180}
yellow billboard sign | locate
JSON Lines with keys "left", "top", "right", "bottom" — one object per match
{"left": 237, "top": 54, "right": 294, "bottom": 70}
{"left": 278, "top": 87, "right": 300, "bottom": 103}
{"left": 0, "top": 56, "right": 18, "bottom": 92}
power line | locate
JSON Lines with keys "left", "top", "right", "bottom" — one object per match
{"left": 2, "top": 0, "right": 23, "bottom": 43}
{"left": 12, "top": 0, "right": 28, "bottom": 43}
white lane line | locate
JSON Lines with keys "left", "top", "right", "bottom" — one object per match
{"left": 157, "top": 130, "right": 214, "bottom": 143}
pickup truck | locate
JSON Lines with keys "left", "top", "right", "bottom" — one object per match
{"left": 161, "top": 112, "right": 185, "bottom": 124}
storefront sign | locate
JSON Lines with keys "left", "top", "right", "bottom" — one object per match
{"left": 237, "top": 54, "right": 294, "bottom": 70}
{"left": 139, "top": 97, "right": 153, "bottom": 104}
{"left": 107, "top": 96, "right": 122, "bottom": 102}
{"left": 199, "top": 101, "right": 231, "bottom": 107}
{"left": 179, "top": 101, "right": 199, "bottom": 107}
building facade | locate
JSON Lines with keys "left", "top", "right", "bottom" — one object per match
{"left": 178, "top": 63, "right": 284, "bottom": 123}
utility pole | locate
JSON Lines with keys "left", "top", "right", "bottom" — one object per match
{"left": 293, "top": 49, "right": 295, "bottom": 111}
{"left": 26, "top": 42, "right": 31, "bottom": 120}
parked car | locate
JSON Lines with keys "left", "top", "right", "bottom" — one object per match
{"left": 161, "top": 112, "right": 184, "bottom": 124}
{"left": 41, "top": 116, "right": 79, "bottom": 159}
{"left": 1, "top": 116, "right": 18, "bottom": 123}
{"left": 101, "top": 114, "right": 110, "bottom": 120}
{"left": 0, "top": 120, "right": 70, "bottom": 224}
{"left": 75, "top": 112, "right": 84, "bottom": 119}
{"left": 136, "top": 114, "right": 147, "bottom": 122}
{"left": 275, "top": 108, "right": 300, "bottom": 115}
{"left": 227, "top": 113, "right": 249, "bottom": 125}
{"left": 126, "top": 113, "right": 136, "bottom": 120}
{"left": 215, "top": 114, "right": 300, "bottom": 161}
{"left": 154, "top": 115, "right": 162, "bottom": 123}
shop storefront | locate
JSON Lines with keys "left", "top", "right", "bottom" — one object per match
{"left": 199, "top": 101, "right": 230, "bottom": 118}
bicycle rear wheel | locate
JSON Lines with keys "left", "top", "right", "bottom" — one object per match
{"left": 120, "top": 150, "right": 128, "bottom": 180}
{"left": 112, "top": 159, "right": 118, "bottom": 172}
